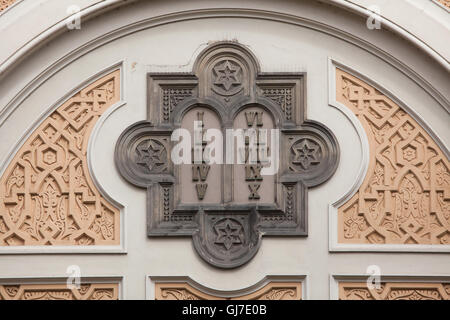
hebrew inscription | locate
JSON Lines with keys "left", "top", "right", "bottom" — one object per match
{"left": 115, "top": 42, "right": 339, "bottom": 268}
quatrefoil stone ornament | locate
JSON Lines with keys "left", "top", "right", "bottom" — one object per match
{"left": 115, "top": 42, "right": 339, "bottom": 268}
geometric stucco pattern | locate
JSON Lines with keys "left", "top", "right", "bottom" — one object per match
{"left": 155, "top": 282, "right": 302, "bottom": 300}
{"left": 339, "top": 282, "right": 450, "bottom": 300}
{"left": 0, "top": 283, "right": 119, "bottom": 300}
{"left": 0, "top": 0, "right": 16, "bottom": 12}
{"left": 0, "top": 70, "right": 120, "bottom": 246}
{"left": 436, "top": 0, "right": 450, "bottom": 9}
{"left": 336, "top": 69, "right": 450, "bottom": 245}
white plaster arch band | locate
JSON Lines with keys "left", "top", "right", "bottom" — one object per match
{"left": 0, "top": 3, "right": 449, "bottom": 128}
{"left": 1, "top": 0, "right": 447, "bottom": 74}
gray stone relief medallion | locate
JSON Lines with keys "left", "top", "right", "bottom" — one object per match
{"left": 115, "top": 41, "right": 339, "bottom": 268}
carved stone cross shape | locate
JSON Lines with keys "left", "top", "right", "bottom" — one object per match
{"left": 115, "top": 42, "right": 339, "bottom": 268}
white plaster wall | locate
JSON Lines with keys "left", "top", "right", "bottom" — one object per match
{"left": 0, "top": 0, "right": 449, "bottom": 299}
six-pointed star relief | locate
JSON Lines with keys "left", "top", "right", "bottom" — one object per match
{"left": 214, "top": 219, "right": 244, "bottom": 250}
{"left": 213, "top": 60, "right": 241, "bottom": 91}
{"left": 136, "top": 140, "right": 166, "bottom": 172}
{"left": 292, "top": 140, "right": 320, "bottom": 170}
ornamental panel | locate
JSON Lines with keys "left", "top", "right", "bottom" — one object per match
{"left": 115, "top": 41, "right": 339, "bottom": 268}
{"left": 0, "top": 70, "right": 121, "bottom": 246}
{"left": 339, "top": 282, "right": 450, "bottom": 300}
{"left": 436, "top": 0, "right": 450, "bottom": 9}
{"left": 0, "top": 283, "right": 119, "bottom": 300}
{"left": 0, "top": 0, "right": 16, "bottom": 12}
{"left": 155, "top": 282, "right": 302, "bottom": 300}
{"left": 336, "top": 69, "right": 450, "bottom": 245}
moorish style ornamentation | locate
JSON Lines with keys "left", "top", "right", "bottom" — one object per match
{"left": 0, "top": 70, "right": 121, "bottom": 246}
{"left": 116, "top": 42, "right": 339, "bottom": 268}
{"left": 0, "top": 283, "right": 119, "bottom": 300}
{"left": 156, "top": 281, "right": 302, "bottom": 300}
{"left": 336, "top": 69, "right": 450, "bottom": 245}
{"left": 339, "top": 282, "right": 450, "bottom": 300}
{"left": 436, "top": 0, "right": 450, "bottom": 9}
{"left": 0, "top": 0, "right": 16, "bottom": 12}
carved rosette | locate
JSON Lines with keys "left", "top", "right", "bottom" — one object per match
{"left": 192, "top": 212, "right": 260, "bottom": 268}
{"left": 115, "top": 42, "right": 339, "bottom": 268}
{"left": 336, "top": 69, "right": 450, "bottom": 245}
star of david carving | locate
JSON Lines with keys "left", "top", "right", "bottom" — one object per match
{"left": 214, "top": 219, "right": 244, "bottom": 250}
{"left": 213, "top": 60, "right": 241, "bottom": 91}
{"left": 115, "top": 42, "right": 339, "bottom": 268}
{"left": 292, "top": 140, "right": 320, "bottom": 170}
{"left": 136, "top": 139, "right": 166, "bottom": 172}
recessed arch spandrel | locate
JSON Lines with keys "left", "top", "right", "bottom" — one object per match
{"left": 336, "top": 69, "right": 450, "bottom": 245}
{"left": 0, "top": 283, "right": 119, "bottom": 300}
{"left": 155, "top": 281, "right": 302, "bottom": 300}
{"left": 0, "top": 70, "right": 121, "bottom": 246}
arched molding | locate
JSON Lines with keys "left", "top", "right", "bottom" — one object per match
{"left": 0, "top": 2, "right": 448, "bottom": 131}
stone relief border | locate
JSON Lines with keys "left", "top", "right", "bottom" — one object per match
{"left": 0, "top": 62, "right": 126, "bottom": 253}
{"left": 328, "top": 58, "right": 450, "bottom": 252}
{"left": 330, "top": 275, "right": 450, "bottom": 300}
{"left": 0, "top": 276, "right": 122, "bottom": 300}
{"left": 147, "top": 275, "right": 307, "bottom": 300}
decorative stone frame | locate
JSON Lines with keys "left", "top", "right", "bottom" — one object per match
{"left": 115, "top": 41, "right": 339, "bottom": 268}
